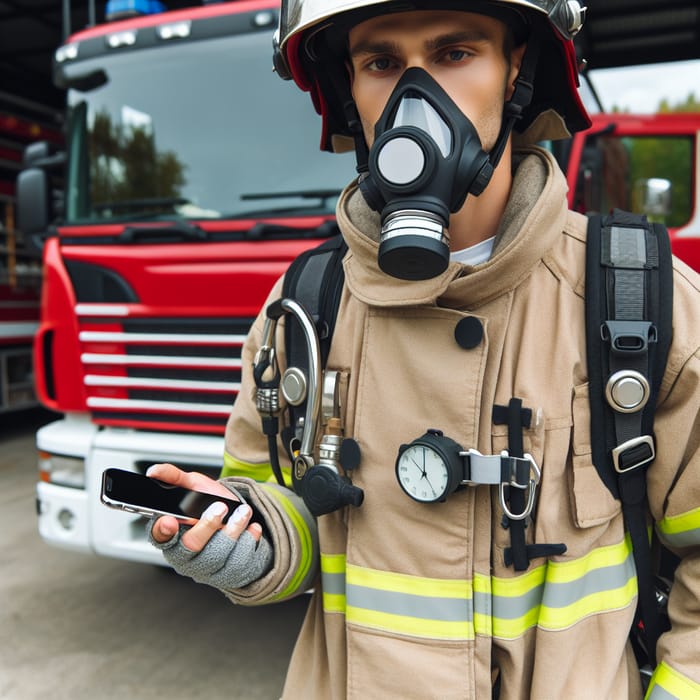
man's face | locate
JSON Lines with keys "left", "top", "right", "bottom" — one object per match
{"left": 348, "top": 10, "right": 525, "bottom": 151}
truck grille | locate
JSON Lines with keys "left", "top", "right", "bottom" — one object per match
{"left": 77, "top": 306, "right": 253, "bottom": 434}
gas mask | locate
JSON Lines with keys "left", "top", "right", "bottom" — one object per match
{"left": 358, "top": 67, "right": 495, "bottom": 280}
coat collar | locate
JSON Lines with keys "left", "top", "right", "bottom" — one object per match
{"left": 338, "top": 146, "right": 570, "bottom": 308}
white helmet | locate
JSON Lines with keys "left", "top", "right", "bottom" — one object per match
{"left": 273, "top": 0, "right": 591, "bottom": 151}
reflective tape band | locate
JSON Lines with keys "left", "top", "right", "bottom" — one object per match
{"left": 658, "top": 506, "right": 700, "bottom": 548}
{"left": 264, "top": 485, "right": 316, "bottom": 600}
{"left": 321, "top": 553, "right": 347, "bottom": 613}
{"left": 222, "top": 452, "right": 273, "bottom": 481}
{"left": 647, "top": 661, "right": 700, "bottom": 699}
{"left": 490, "top": 535, "right": 637, "bottom": 638}
{"left": 346, "top": 604, "right": 473, "bottom": 640}
{"left": 347, "top": 563, "right": 474, "bottom": 640}
{"left": 319, "top": 536, "right": 636, "bottom": 642}
{"left": 321, "top": 555, "right": 474, "bottom": 640}
{"left": 222, "top": 452, "right": 292, "bottom": 486}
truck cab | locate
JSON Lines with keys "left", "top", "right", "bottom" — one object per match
{"left": 555, "top": 112, "right": 700, "bottom": 271}
{"left": 20, "top": 0, "right": 354, "bottom": 563}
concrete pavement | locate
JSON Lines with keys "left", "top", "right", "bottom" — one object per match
{"left": 0, "top": 409, "right": 308, "bottom": 700}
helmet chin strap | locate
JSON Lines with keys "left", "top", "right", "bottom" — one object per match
{"left": 489, "top": 40, "right": 539, "bottom": 169}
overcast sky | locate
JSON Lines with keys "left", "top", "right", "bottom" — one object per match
{"left": 581, "top": 59, "right": 700, "bottom": 113}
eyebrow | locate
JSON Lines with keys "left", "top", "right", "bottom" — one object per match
{"left": 349, "top": 30, "right": 490, "bottom": 59}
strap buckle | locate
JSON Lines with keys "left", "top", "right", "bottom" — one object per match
{"left": 461, "top": 449, "right": 540, "bottom": 521}
{"left": 612, "top": 435, "right": 656, "bottom": 473}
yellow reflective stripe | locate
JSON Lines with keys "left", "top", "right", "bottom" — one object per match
{"left": 321, "top": 553, "right": 347, "bottom": 574}
{"left": 221, "top": 452, "right": 291, "bottom": 486}
{"left": 537, "top": 535, "right": 637, "bottom": 631}
{"left": 222, "top": 452, "right": 272, "bottom": 480}
{"left": 473, "top": 572, "right": 492, "bottom": 637}
{"left": 323, "top": 593, "right": 346, "bottom": 614}
{"left": 647, "top": 661, "right": 700, "bottom": 699}
{"left": 658, "top": 506, "right": 700, "bottom": 548}
{"left": 321, "top": 553, "right": 347, "bottom": 614}
{"left": 490, "top": 536, "right": 636, "bottom": 639}
{"left": 490, "top": 565, "right": 546, "bottom": 639}
{"left": 319, "top": 538, "right": 635, "bottom": 642}
{"left": 347, "top": 563, "right": 471, "bottom": 599}
{"left": 346, "top": 605, "right": 473, "bottom": 640}
{"left": 262, "top": 486, "right": 314, "bottom": 600}
{"left": 538, "top": 573, "right": 637, "bottom": 630}
{"left": 346, "top": 564, "right": 473, "bottom": 641}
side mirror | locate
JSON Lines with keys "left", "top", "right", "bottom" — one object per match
{"left": 16, "top": 141, "right": 65, "bottom": 250}
{"left": 16, "top": 168, "right": 51, "bottom": 236}
{"left": 636, "top": 177, "right": 672, "bottom": 220}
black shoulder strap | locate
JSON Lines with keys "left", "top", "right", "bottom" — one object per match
{"left": 585, "top": 208, "right": 674, "bottom": 667}
{"left": 281, "top": 234, "right": 348, "bottom": 453}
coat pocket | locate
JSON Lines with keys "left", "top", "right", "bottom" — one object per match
{"left": 570, "top": 382, "right": 621, "bottom": 528}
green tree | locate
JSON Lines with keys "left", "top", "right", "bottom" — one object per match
{"left": 658, "top": 92, "right": 699, "bottom": 113}
{"left": 89, "top": 109, "right": 186, "bottom": 216}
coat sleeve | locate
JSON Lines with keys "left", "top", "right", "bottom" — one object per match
{"left": 645, "top": 261, "right": 700, "bottom": 699}
{"left": 218, "top": 275, "right": 320, "bottom": 605}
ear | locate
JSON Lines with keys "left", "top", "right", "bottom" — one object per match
{"left": 506, "top": 43, "right": 528, "bottom": 101}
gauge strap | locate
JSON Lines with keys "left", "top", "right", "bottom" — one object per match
{"left": 462, "top": 451, "right": 533, "bottom": 487}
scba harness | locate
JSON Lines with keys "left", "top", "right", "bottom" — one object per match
{"left": 252, "top": 209, "right": 674, "bottom": 673}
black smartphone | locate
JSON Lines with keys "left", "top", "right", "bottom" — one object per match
{"left": 100, "top": 468, "right": 265, "bottom": 529}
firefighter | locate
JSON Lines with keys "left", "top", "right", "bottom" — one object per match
{"left": 147, "top": 2, "right": 700, "bottom": 698}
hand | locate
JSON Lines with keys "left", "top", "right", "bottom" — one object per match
{"left": 146, "top": 463, "right": 264, "bottom": 551}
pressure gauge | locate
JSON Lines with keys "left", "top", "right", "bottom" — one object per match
{"left": 395, "top": 429, "right": 464, "bottom": 503}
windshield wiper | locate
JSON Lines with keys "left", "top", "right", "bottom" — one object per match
{"left": 244, "top": 220, "right": 339, "bottom": 240}
{"left": 93, "top": 197, "right": 191, "bottom": 213}
{"left": 241, "top": 189, "right": 343, "bottom": 205}
{"left": 119, "top": 220, "right": 208, "bottom": 243}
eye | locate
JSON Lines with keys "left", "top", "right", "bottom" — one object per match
{"left": 445, "top": 49, "right": 471, "bottom": 62}
{"left": 367, "top": 56, "right": 395, "bottom": 72}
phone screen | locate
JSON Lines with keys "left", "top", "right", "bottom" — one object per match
{"left": 101, "top": 468, "right": 265, "bottom": 530}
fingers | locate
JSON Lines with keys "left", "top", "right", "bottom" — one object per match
{"left": 146, "top": 463, "right": 233, "bottom": 499}
{"left": 223, "top": 504, "right": 262, "bottom": 543}
{"left": 151, "top": 515, "right": 180, "bottom": 544}
{"left": 180, "top": 500, "right": 229, "bottom": 551}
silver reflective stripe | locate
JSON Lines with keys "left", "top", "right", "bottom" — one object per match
{"left": 541, "top": 558, "right": 636, "bottom": 609}
{"left": 647, "top": 686, "right": 679, "bottom": 700}
{"left": 473, "top": 588, "right": 491, "bottom": 618}
{"left": 322, "top": 570, "right": 345, "bottom": 596}
{"left": 493, "top": 582, "right": 545, "bottom": 620}
{"left": 347, "top": 584, "right": 472, "bottom": 623}
{"left": 659, "top": 527, "right": 700, "bottom": 548}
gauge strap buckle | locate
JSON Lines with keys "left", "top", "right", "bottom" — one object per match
{"left": 460, "top": 449, "right": 541, "bottom": 521}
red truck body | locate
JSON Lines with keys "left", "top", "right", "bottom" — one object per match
{"left": 560, "top": 112, "right": 700, "bottom": 271}
{"left": 22, "top": 0, "right": 354, "bottom": 561}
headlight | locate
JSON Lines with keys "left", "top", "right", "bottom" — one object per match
{"left": 38, "top": 451, "right": 86, "bottom": 489}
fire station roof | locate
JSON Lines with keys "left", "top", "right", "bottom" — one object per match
{"left": 1, "top": 0, "right": 699, "bottom": 115}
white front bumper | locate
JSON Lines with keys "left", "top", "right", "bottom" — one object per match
{"left": 36, "top": 415, "right": 225, "bottom": 565}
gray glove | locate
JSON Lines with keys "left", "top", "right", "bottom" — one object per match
{"left": 148, "top": 518, "right": 272, "bottom": 591}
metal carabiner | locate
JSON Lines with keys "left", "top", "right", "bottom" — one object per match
{"left": 498, "top": 452, "right": 541, "bottom": 521}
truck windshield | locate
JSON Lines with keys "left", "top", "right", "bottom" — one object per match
{"left": 63, "top": 30, "right": 356, "bottom": 223}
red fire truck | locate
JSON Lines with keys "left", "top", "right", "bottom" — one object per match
{"left": 556, "top": 111, "right": 700, "bottom": 270}
{"left": 19, "top": 0, "right": 700, "bottom": 565}
{"left": 19, "top": 0, "right": 354, "bottom": 562}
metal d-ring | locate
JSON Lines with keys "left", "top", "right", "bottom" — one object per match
{"left": 498, "top": 452, "right": 541, "bottom": 521}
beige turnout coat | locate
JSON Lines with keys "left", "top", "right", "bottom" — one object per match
{"left": 223, "top": 148, "right": 700, "bottom": 699}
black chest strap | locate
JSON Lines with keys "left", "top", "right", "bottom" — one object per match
{"left": 585, "top": 209, "right": 674, "bottom": 667}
